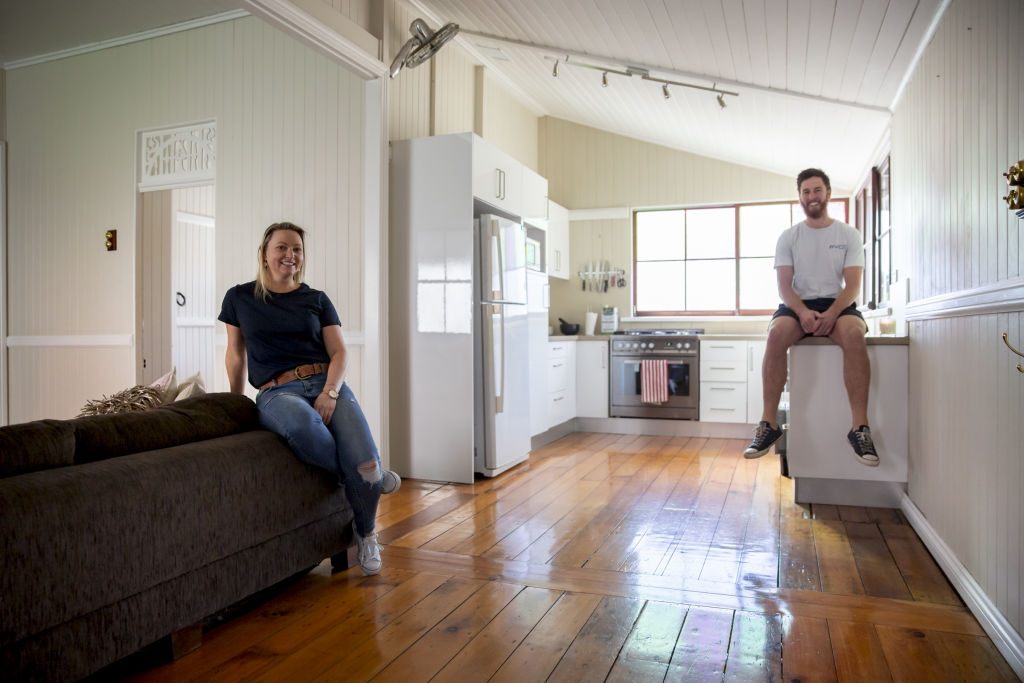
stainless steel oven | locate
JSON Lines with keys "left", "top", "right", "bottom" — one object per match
{"left": 609, "top": 329, "right": 702, "bottom": 419}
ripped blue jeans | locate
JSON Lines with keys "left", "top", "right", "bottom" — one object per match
{"left": 256, "top": 374, "right": 381, "bottom": 537}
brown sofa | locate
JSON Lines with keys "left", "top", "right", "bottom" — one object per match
{"left": 0, "top": 392, "right": 355, "bottom": 682}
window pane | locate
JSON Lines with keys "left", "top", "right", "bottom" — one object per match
{"left": 877, "top": 232, "right": 890, "bottom": 304}
{"left": 739, "top": 204, "right": 791, "bottom": 257}
{"left": 685, "top": 259, "right": 735, "bottom": 310}
{"left": 686, "top": 207, "right": 734, "bottom": 259}
{"left": 636, "top": 261, "right": 685, "bottom": 311}
{"left": 739, "top": 258, "right": 779, "bottom": 310}
{"left": 636, "top": 210, "right": 684, "bottom": 261}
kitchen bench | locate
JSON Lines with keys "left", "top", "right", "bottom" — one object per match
{"left": 786, "top": 336, "right": 909, "bottom": 507}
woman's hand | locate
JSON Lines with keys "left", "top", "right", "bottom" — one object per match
{"left": 314, "top": 391, "right": 337, "bottom": 425}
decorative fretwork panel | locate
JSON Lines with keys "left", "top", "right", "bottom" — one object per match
{"left": 139, "top": 122, "right": 216, "bottom": 191}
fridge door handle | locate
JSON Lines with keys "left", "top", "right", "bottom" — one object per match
{"left": 494, "top": 303, "right": 505, "bottom": 414}
{"left": 492, "top": 219, "right": 506, "bottom": 302}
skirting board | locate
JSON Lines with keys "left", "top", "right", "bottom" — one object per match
{"left": 794, "top": 477, "right": 907, "bottom": 508}
{"left": 574, "top": 417, "right": 754, "bottom": 439}
{"left": 531, "top": 418, "right": 753, "bottom": 450}
{"left": 901, "top": 492, "right": 1024, "bottom": 678}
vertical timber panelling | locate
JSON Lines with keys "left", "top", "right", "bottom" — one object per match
{"left": 387, "top": 0, "right": 432, "bottom": 141}
{"left": 5, "top": 16, "right": 366, "bottom": 419}
{"left": 894, "top": 0, "right": 1024, "bottom": 639}
{"left": 480, "top": 73, "right": 539, "bottom": 172}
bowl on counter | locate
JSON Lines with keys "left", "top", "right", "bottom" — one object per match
{"left": 559, "top": 322, "right": 580, "bottom": 335}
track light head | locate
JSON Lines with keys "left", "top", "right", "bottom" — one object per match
{"left": 662, "top": 83, "right": 670, "bottom": 99}
{"left": 552, "top": 60, "right": 558, "bottom": 77}
{"left": 602, "top": 71, "right": 608, "bottom": 87}
{"left": 717, "top": 93, "right": 726, "bottom": 109}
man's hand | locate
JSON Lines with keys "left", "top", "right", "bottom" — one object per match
{"left": 813, "top": 308, "right": 840, "bottom": 336}
{"left": 797, "top": 309, "right": 821, "bottom": 334}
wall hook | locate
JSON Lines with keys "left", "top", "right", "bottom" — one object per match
{"left": 1002, "top": 333, "right": 1024, "bottom": 373}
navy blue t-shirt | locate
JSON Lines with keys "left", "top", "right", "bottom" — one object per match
{"left": 218, "top": 281, "right": 341, "bottom": 389}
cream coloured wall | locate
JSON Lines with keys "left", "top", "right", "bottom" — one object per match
{"left": 0, "top": 68, "right": 6, "bottom": 139}
{"left": 477, "top": 68, "right": 539, "bottom": 172}
{"left": 539, "top": 118, "right": 803, "bottom": 328}
{"left": 894, "top": 0, "right": 1023, "bottom": 655}
{"left": 4, "top": 16, "right": 367, "bottom": 421}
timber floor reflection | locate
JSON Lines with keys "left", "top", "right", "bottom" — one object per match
{"left": 126, "top": 433, "right": 1019, "bottom": 681}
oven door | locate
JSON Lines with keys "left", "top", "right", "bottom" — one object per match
{"left": 610, "top": 354, "right": 699, "bottom": 418}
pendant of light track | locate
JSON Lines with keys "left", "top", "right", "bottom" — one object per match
{"left": 548, "top": 56, "right": 736, "bottom": 107}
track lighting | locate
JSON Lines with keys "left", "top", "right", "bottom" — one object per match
{"left": 662, "top": 83, "right": 670, "bottom": 99}
{"left": 552, "top": 60, "right": 558, "bottom": 77}
{"left": 717, "top": 93, "right": 726, "bottom": 109}
{"left": 602, "top": 71, "right": 608, "bottom": 87}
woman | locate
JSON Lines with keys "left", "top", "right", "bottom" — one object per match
{"left": 219, "top": 221, "right": 400, "bottom": 575}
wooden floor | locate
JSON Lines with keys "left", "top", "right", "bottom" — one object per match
{"left": 123, "top": 433, "right": 1018, "bottom": 682}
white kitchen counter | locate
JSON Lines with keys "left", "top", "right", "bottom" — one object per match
{"left": 786, "top": 336, "right": 909, "bottom": 507}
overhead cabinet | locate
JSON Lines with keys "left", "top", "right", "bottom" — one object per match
{"left": 547, "top": 200, "right": 570, "bottom": 280}
{"left": 521, "top": 167, "right": 549, "bottom": 227}
{"left": 472, "top": 138, "right": 522, "bottom": 216}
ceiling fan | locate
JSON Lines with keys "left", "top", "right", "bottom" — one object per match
{"left": 389, "top": 18, "right": 460, "bottom": 78}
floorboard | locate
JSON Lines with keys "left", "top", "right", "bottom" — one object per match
{"left": 115, "top": 433, "right": 1017, "bottom": 683}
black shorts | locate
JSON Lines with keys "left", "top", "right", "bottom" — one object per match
{"left": 771, "top": 298, "right": 865, "bottom": 325}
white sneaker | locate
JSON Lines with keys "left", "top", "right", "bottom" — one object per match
{"left": 380, "top": 469, "right": 402, "bottom": 494}
{"left": 353, "top": 522, "right": 382, "bottom": 575}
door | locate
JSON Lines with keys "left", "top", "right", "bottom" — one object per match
{"left": 170, "top": 187, "right": 216, "bottom": 386}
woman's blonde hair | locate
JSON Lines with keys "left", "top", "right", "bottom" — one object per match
{"left": 255, "top": 222, "right": 306, "bottom": 301}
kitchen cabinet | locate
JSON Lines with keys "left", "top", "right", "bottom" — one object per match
{"left": 547, "top": 200, "right": 570, "bottom": 280}
{"left": 521, "top": 166, "right": 548, "bottom": 228}
{"left": 699, "top": 339, "right": 763, "bottom": 424}
{"left": 746, "top": 340, "right": 766, "bottom": 424}
{"left": 472, "top": 138, "right": 522, "bottom": 216}
{"left": 548, "top": 340, "right": 576, "bottom": 427}
{"left": 576, "top": 340, "right": 609, "bottom": 418}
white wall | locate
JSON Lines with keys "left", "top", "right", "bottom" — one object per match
{"left": 894, "top": 0, "right": 1023, "bottom": 654}
{"left": 4, "top": 16, "right": 367, "bottom": 421}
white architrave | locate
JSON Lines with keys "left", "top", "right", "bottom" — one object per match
{"left": 138, "top": 122, "right": 217, "bottom": 192}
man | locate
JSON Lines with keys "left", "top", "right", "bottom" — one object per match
{"left": 744, "top": 168, "right": 879, "bottom": 467}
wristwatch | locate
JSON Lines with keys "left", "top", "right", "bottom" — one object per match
{"left": 323, "top": 388, "right": 339, "bottom": 399}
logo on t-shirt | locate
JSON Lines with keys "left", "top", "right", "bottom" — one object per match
{"left": 828, "top": 244, "right": 847, "bottom": 250}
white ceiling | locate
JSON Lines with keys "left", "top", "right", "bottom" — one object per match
{"left": 0, "top": 0, "right": 945, "bottom": 190}
{"left": 406, "top": 0, "right": 946, "bottom": 189}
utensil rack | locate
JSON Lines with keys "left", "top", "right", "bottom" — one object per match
{"left": 577, "top": 265, "right": 626, "bottom": 291}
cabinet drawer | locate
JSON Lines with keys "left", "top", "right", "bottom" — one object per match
{"left": 548, "top": 390, "right": 572, "bottom": 424}
{"left": 700, "top": 341, "right": 746, "bottom": 361}
{"left": 700, "top": 359, "right": 746, "bottom": 382}
{"left": 548, "top": 358, "right": 570, "bottom": 392}
{"left": 700, "top": 382, "right": 747, "bottom": 423}
{"left": 549, "top": 342, "right": 569, "bottom": 359}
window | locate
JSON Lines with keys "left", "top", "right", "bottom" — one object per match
{"left": 634, "top": 199, "right": 849, "bottom": 315}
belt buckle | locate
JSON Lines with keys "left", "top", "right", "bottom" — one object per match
{"left": 294, "top": 364, "right": 312, "bottom": 380}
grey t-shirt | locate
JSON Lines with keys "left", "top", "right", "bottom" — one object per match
{"left": 774, "top": 220, "right": 864, "bottom": 299}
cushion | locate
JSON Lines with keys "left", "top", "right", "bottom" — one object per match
{"left": 73, "top": 393, "right": 260, "bottom": 464}
{"left": 0, "top": 420, "right": 76, "bottom": 478}
{"left": 174, "top": 372, "right": 206, "bottom": 401}
{"left": 149, "top": 368, "right": 178, "bottom": 403}
{"left": 78, "top": 385, "right": 163, "bottom": 417}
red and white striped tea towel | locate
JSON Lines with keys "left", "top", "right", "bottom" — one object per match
{"left": 640, "top": 359, "right": 669, "bottom": 404}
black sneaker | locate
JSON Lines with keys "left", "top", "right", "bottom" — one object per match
{"left": 744, "top": 421, "right": 784, "bottom": 459}
{"left": 848, "top": 425, "right": 880, "bottom": 467}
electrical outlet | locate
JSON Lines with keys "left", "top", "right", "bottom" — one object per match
{"left": 105, "top": 229, "right": 117, "bottom": 251}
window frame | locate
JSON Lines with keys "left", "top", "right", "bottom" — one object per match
{"left": 632, "top": 198, "right": 850, "bottom": 317}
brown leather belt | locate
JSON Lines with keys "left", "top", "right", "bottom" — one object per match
{"left": 259, "top": 363, "right": 328, "bottom": 390}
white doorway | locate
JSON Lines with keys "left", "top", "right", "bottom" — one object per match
{"left": 136, "top": 121, "right": 216, "bottom": 386}
{"left": 137, "top": 186, "right": 216, "bottom": 386}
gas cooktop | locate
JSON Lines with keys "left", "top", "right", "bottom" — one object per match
{"left": 613, "top": 329, "right": 704, "bottom": 336}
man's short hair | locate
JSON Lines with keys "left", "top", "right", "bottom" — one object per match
{"left": 796, "top": 168, "right": 831, "bottom": 191}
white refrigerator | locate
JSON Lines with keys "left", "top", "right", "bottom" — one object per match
{"left": 473, "top": 214, "right": 531, "bottom": 476}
